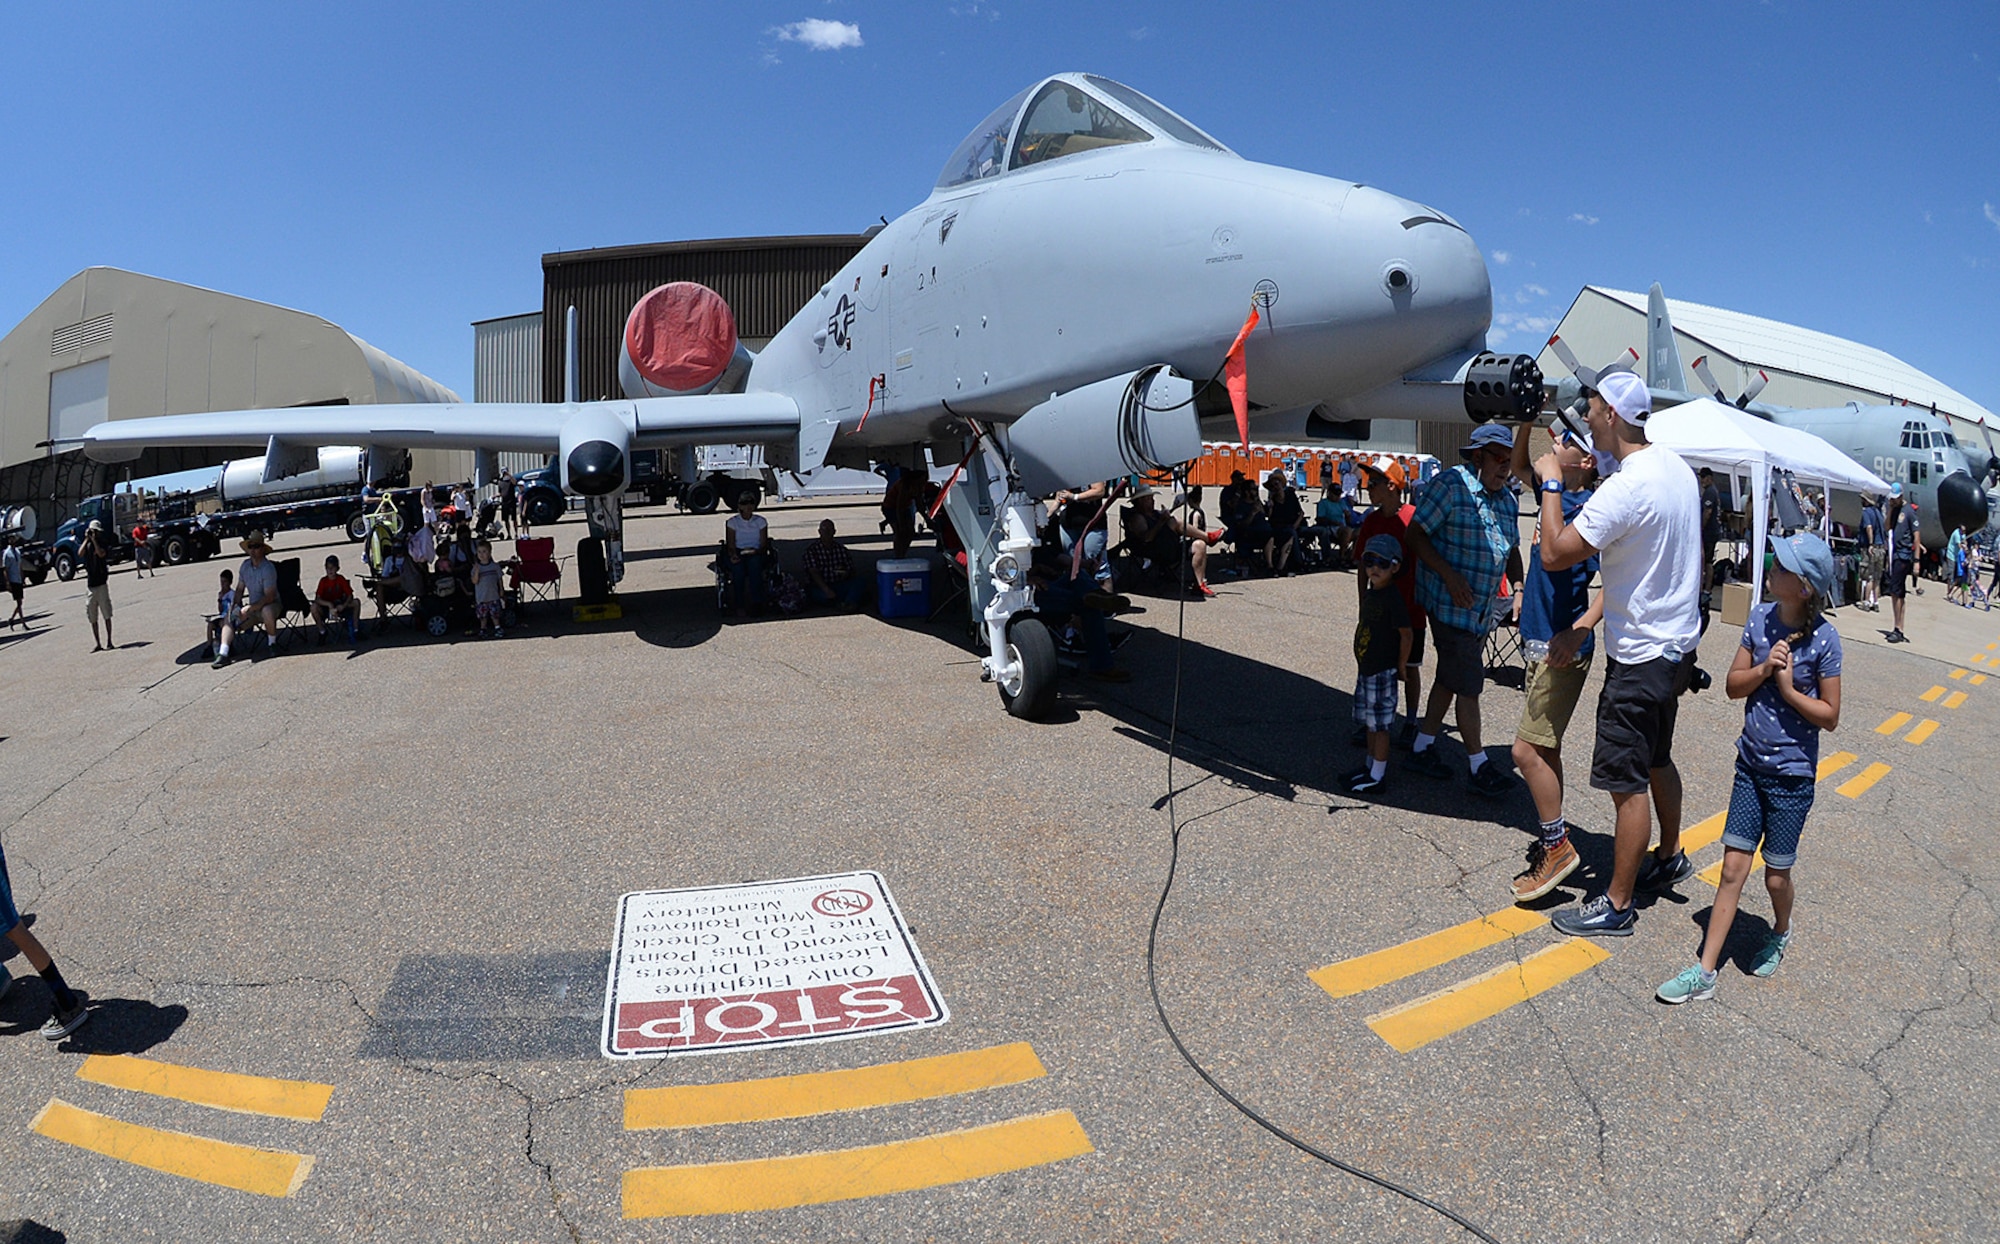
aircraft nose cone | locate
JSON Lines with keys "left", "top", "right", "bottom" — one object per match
{"left": 566, "top": 440, "right": 626, "bottom": 496}
{"left": 1936, "top": 471, "right": 1989, "bottom": 536}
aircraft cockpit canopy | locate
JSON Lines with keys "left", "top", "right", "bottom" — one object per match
{"left": 936, "top": 74, "right": 1232, "bottom": 190}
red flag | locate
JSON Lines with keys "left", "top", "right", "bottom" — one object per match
{"left": 1224, "top": 304, "right": 1261, "bottom": 449}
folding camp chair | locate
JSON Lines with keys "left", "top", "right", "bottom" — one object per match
{"left": 511, "top": 537, "right": 563, "bottom": 606}
{"left": 275, "top": 558, "right": 313, "bottom": 646}
{"left": 1483, "top": 578, "right": 1523, "bottom": 683}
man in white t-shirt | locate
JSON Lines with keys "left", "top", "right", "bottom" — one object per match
{"left": 1533, "top": 371, "right": 1704, "bottom": 937}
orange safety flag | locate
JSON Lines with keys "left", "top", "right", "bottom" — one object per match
{"left": 1224, "top": 303, "right": 1261, "bottom": 450}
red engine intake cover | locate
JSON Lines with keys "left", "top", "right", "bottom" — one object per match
{"left": 623, "top": 283, "right": 739, "bottom": 394}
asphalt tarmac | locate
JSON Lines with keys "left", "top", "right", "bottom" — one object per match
{"left": 0, "top": 501, "right": 1993, "bottom": 1244}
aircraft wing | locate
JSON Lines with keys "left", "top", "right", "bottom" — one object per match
{"left": 80, "top": 395, "right": 801, "bottom": 463}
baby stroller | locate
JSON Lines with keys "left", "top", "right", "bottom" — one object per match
{"left": 414, "top": 571, "right": 517, "bottom": 637}
{"left": 476, "top": 497, "right": 505, "bottom": 540}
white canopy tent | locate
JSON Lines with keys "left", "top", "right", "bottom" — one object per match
{"left": 1645, "top": 398, "right": 1893, "bottom": 609}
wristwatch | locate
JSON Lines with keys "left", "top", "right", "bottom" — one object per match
{"left": 1541, "top": 480, "right": 1564, "bottom": 494}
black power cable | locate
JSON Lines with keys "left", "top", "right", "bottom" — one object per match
{"left": 1146, "top": 466, "right": 1505, "bottom": 1244}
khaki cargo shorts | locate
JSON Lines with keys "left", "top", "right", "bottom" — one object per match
{"left": 85, "top": 584, "right": 112, "bottom": 624}
{"left": 1515, "top": 657, "right": 1589, "bottom": 750}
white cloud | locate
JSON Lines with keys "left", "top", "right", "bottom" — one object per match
{"left": 774, "top": 19, "right": 863, "bottom": 50}
{"left": 1923, "top": 210, "right": 1934, "bottom": 225}
{"left": 1568, "top": 213, "right": 1599, "bottom": 225}
{"left": 1490, "top": 250, "right": 1511, "bottom": 265}
{"left": 1129, "top": 25, "right": 1152, "bottom": 39}
{"left": 1985, "top": 202, "right": 2000, "bottom": 232}
{"left": 1524, "top": 283, "right": 1549, "bottom": 297}
{"left": 1489, "top": 310, "right": 1559, "bottom": 347}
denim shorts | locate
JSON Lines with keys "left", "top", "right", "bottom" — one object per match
{"left": 0, "top": 841, "right": 19, "bottom": 936}
{"left": 1721, "top": 759, "right": 1815, "bottom": 870}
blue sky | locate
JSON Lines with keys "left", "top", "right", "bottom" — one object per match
{"left": 4, "top": 2, "right": 1997, "bottom": 414}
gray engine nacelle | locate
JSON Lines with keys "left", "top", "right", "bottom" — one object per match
{"left": 559, "top": 407, "right": 633, "bottom": 497}
{"left": 1004, "top": 366, "right": 1204, "bottom": 499}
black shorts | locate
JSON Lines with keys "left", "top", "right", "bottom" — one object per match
{"left": 6, "top": 583, "right": 20, "bottom": 603}
{"left": 1590, "top": 654, "right": 1685, "bottom": 794}
{"left": 1885, "top": 559, "right": 1912, "bottom": 599}
{"left": 1431, "top": 620, "right": 1485, "bottom": 697}
{"left": 500, "top": 496, "right": 518, "bottom": 519}
{"left": 1405, "top": 619, "right": 1427, "bottom": 670}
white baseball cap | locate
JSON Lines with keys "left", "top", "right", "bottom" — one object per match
{"left": 1597, "top": 371, "right": 1651, "bottom": 424}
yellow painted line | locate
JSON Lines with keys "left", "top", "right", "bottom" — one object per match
{"left": 1364, "top": 940, "right": 1610, "bottom": 1054}
{"left": 1698, "top": 848, "right": 1764, "bottom": 887}
{"left": 1679, "top": 810, "right": 1730, "bottom": 854}
{"left": 1837, "top": 762, "right": 1893, "bottom": 799}
{"left": 76, "top": 1056, "right": 332, "bottom": 1122}
{"left": 1309, "top": 906, "right": 1546, "bottom": 1000}
{"left": 1988, "top": 643, "right": 1997, "bottom": 651}
{"left": 1815, "top": 751, "right": 1859, "bottom": 781}
{"left": 625, "top": 1044, "right": 1045, "bottom": 1131}
{"left": 1905, "top": 719, "right": 1941, "bottom": 745}
{"left": 31, "top": 1099, "right": 313, "bottom": 1198}
{"left": 621, "top": 1110, "right": 1093, "bottom": 1218}
{"left": 1920, "top": 685, "right": 1945, "bottom": 702}
{"left": 1976, "top": 674, "right": 1990, "bottom": 686}
{"left": 1950, "top": 668, "right": 1968, "bottom": 681}
{"left": 1944, "top": 690, "right": 1968, "bottom": 710}
{"left": 1974, "top": 654, "right": 1988, "bottom": 665}
{"left": 1875, "top": 712, "right": 1913, "bottom": 736}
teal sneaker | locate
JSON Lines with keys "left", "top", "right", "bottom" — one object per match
{"left": 1751, "top": 931, "right": 1792, "bottom": 978}
{"left": 1656, "top": 964, "right": 1717, "bottom": 1005}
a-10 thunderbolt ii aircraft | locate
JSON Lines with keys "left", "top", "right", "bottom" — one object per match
{"left": 82, "top": 73, "right": 1543, "bottom": 718}
{"left": 1545, "top": 283, "right": 1995, "bottom": 551}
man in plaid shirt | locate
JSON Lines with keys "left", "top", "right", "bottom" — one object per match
{"left": 801, "top": 519, "right": 866, "bottom": 611}
{"left": 1404, "top": 423, "right": 1525, "bottom": 795}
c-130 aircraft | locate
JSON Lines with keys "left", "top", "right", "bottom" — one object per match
{"left": 83, "top": 73, "right": 1543, "bottom": 719}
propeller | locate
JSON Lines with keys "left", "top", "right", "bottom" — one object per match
{"left": 1978, "top": 416, "right": 2000, "bottom": 486}
{"left": 1546, "top": 336, "right": 1638, "bottom": 390}
{"left": 1690, "top": 355, "right": 1769, "bottom": 409}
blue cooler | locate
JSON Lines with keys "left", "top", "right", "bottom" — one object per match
{"left": 876, "top": 557, "right": 932, "bottom": 618}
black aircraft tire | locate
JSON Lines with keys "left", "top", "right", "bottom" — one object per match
{"left": 523, "top": 492, "right": 564, "bottom": 527}
{"left": 576, "top": 537, "right": 609, "bottom": 604}
{"left": 53, "top": 551, "right": 75, "bottom": 582}
{"left": 683, "top": 481, "right": 719, "bottom": 515}
{"left": 162, "top": 534, "right": 191, "bottom": 565}
{"left": 998, "top": 617, "right": 1058, "bottom": 720}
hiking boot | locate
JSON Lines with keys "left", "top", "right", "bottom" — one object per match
{"left": 1468, "top": 763, "right": 1514, "bottom": 797}
{"left": 1637, "top": 848, "right": 1695, "bottom": 892}
{"left": 1405, "top": 747, "right": 1451, "bottom": 780}
{"left": 41, "top": 1001, "right": 87, "bottom": 1041}
{"left": 1551, "top": 894, "right": 1636, "bottom": 938}
{"left": 1511, "top": 838, "right": 1580, "bottom": 903}
{"left": 1344, "top": 767, "right": 1385, "bottom": 795}
{"left": 1751, "top": 930, "right": 1792, "bottom": 978}
{"left": 212, "top": 652, "right": 231, "bottom": 669}
{"left": 1656, "top": 965, "right": 1717, "bottom": 1005}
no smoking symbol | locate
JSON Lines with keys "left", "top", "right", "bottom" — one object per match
{"left": 811, "top": 889, "right": 875, "bottom": 917}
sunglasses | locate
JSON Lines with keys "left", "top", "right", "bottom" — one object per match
{"left": 1362, "top": 554, "right": 1398, "bottom": 570}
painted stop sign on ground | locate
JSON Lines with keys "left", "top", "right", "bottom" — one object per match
{"left": 601, "top": 870, "right": 948, "bottom": 1059}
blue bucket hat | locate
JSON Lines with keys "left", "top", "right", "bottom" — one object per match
{"left": 1459, "top": 423, "right": 1514, "bottom": 457}
{"left": 1770, "top": 531, "right": 1835, "bottom": 601}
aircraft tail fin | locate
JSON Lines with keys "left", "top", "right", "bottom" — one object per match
{"left": 1646, "top": 283, "right": 1688, "bottom": 393}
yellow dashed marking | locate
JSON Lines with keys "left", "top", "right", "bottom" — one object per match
{"left": 621, "top": 1111, "right": 1093, "bottom": 1218}
{"left": 1905, "top": 719, "right": 1940, "bottom": 745}
{"left": 1943, "top": 690, "right": 1968, "bottom": 710}
{"left": 1363, "top": 940, "right": 1610, "bottom": 1053}
{"left": 1920, "top": 685, "right": 1945, "bottom": 702}
{"left": 1815, "top": 751, "right": 1859, "bottom": 781}
{"left": 1837, "top": 762, "right": 1893, "bottom": 798}
{"left": 75, "top": 1056, "right": 332, "bottom": 1122}
{"left": 32, "top": 1099, "right": 314, "bottom": 1198}
{"left": 1699, "top": 848, "right": 1765, "bottom": 887}
{"left": 1950, "top": 668, "right": 1968, "bottom": 681}
{"left": 1875, "top": 712, "right": 1913, "bottom": 736}
{"left": 1677, "top": 810, "right": 1729, "bottom": 854}
{"left": 1310, "top": 906, "right": 1546, "bottom": 1000}
{"left": 1975, "top": 674, "right": 1990, "bottom": 686}
{"left": 624, "top": 1044, "right": 1045, "bottom": 1131}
